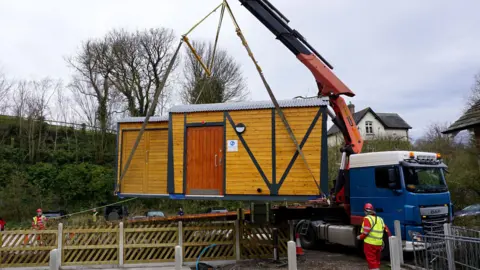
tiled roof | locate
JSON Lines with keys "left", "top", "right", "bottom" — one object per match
{"left": 169, "top": 98, "right": 329, "bottom": 113}
{"left": 327, "top": 107, "right": 411, "bottom": 136}
{"left": 376, "top": 113, "right": 412, "bottom": 129}
{"left": 443, "top": 101, "right": 480, "bottom": 134}
{"left": 327, "top": 108, "right": 369, "bottom": 136}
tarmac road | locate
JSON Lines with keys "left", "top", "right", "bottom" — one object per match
{"left": 215, "top": 244, "right": 410, "bottom": 270}
{"left": 215, "top": 248, "right": 370, "bottom": 270}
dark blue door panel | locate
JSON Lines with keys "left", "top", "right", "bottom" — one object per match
{"left": 350, "top": 166, "right": 405, "bottom": 235}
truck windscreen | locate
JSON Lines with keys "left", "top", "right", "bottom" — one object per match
{"left": 402, "top": 166, "right": 448, "bottom": 193}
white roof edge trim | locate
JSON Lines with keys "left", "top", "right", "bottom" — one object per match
{"left": 169, "top": 97, "right": 329, "bottom": 113}
{"left": 349, "top": 151, "right": 438, "bottom": 168}
{"left": 117, "top": 116, "right": 169, "bottom": 123}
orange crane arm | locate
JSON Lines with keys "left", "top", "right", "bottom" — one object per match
{"left": 239, "top": 0, "right": 363, "bottom": 154}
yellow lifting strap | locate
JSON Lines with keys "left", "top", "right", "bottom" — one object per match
{"left": 183, "top": 2, "right": 224, "bottom": 37}
{"left": 223, "top": 0, "right": 321, "bottom": 193}
{"left": 182, "top": 1, "right": 226, "bottom": 79}
{"left": 209, "top": 3, "right": 225, "bottom": 72}
{"left": 183, "top": 36, "right": 212, "bottom": 77}
{"left": 182, "top": 1, "right": 226, "bottom": 104}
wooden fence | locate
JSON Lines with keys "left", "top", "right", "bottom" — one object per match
{"left": 0, "top": 220, "right": 289, "bottom": 268}
{"left": 0, "top": 229, "right": 57, "bottom": 267}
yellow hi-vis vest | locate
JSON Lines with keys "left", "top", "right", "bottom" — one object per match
{"left": 361, "top": 215, "right": 385, "bottom": 246}
{"left": 33, "top": 215, "right": 46, "bottom": 228}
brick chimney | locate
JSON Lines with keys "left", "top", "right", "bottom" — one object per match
{"left": 348, "top": 102, "right": 355, "bottom": 114}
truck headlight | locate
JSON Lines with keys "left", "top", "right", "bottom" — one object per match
{"left": 408, "top": 230, "right": 423, "bottom": 242}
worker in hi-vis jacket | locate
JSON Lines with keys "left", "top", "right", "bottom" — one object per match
{"left": 357, "top": 203, "right": 392, "bottom": 270}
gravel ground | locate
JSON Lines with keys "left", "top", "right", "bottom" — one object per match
{"left": 210, "top": 246, "right": 394, "bottom": 270}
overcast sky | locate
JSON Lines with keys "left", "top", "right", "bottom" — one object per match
{"left": 1, "top": 0, "right": 480, "bottom": 140}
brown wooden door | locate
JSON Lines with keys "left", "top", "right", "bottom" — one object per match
{"left": 186, "top": 126, "right": 224, "bottom": 195}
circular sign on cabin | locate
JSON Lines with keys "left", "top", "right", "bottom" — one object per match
{"left": 235, "top": 123, "right": 246, "bottom": 134}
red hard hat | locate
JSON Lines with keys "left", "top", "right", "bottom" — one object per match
{"left": 364, "top": 203, "right": 374, "bottom": 212}
{"left": 37, "top": 208, "right": 42, "bottom": 212}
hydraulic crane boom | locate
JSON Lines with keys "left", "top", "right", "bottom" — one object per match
{"left": 238, "top": 0, "right": 363, "bottom": 155}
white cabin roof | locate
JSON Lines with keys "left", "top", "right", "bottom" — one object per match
{"left": 169, "top": 98, "right": 329, "bottom": 113}
{"left": 117, "top": 98, "right": 329, "bottom": 124}
{"left": 349, "top": 151, "right": 438, "bottom": 168}
{"left": 117, "top": 116, "right": 169, "bottom": 123}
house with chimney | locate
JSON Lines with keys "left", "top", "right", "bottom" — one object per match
{"left": 327, "top": 103, "right": 412, "bottom": 146}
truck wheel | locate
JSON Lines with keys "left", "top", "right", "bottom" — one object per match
{"left": 299, "top": 225, "right": 323, "bottom": 250}
{"left": 108, "top": 211, "right": 119, "bottom": 221}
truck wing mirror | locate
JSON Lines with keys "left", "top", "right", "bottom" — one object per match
{"left": 387, "top": 168, "right": 402, "bottom": 194}
{"left": 387, "top": 169, "right": 397, "bottom": 187}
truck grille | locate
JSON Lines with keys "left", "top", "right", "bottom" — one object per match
{"left": 421, "top": 214, "right": 448, "bottom": 235}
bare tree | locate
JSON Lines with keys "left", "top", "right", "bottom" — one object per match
{"left": 106, "top": 89, "right": 125, "bottom": 129}
{"left": 181, "top": 40, "right": 249, "bottom": 104}
{"left": 465, "top": 71, "right": 480, "bottom": 110}
{"left": 66, "top": 37, "right": 116, "bottom": 162}
{"left": 69, "top": 77, "right": 97, "bottom": 128}
{"left": 31, "top": 78, "right": 58, "bottom": 158}
{"left": 107, "top": 28, "right": 178, "bottom": 116}
{"left": 67, "top": 39, "right": 113, "bottom": 133}
{"left": 10, "top": 78, "right": 57, "bottom": 162}
{"left": 415, "top": 122, "right": 458, "bottom": 159}
{"left": 0, "top": 70, "right": 12, "bottom": 113}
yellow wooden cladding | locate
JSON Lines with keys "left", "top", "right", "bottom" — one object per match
{"left": 275, "top": 107, "right": 322, "bottom": 195}
{"left": 225, "top": 107, "right": 323, "bottom": 196}
{"left": 186, "top": 111, "right": 223, "bottom": 123}
{"left": 171, "top": 113, "right": 184, "bottom": 194}
{"left": 226, "top": 110, "right": 272, "bottom": 195}
{"left": 116, "top": 104, "right": 325, "bottom": 197}
{"left": 117, "top": 121, "right": 169, "bottom": 195}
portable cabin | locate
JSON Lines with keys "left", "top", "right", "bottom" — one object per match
{"left": 115, "top": 116, "right": 169, "bottom": 196}
{"left": 116, "top": 98, "right": 330, "bottom": 201}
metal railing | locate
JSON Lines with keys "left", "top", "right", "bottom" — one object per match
{"left": 452, "top": 226, "right": 480, "bottom": 239}
{"left": 412, "top": 224, "right": 480, "bottom": 270}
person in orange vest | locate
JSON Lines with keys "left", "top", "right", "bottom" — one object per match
{"left": 32, "top": 209, "right": 47, "bottom": 229}
{"left": 32, "top": 208, "right": 47, "bottom": 245}
{"left": 357, "top": 203, "right": 392, "bottom": 270}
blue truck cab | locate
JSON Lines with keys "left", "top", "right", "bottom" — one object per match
{"left": 349, "top": 151, "right": 452, "bottom": 251}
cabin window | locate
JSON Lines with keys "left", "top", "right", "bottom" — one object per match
{"left": 365, "top": 121, "right": 373, "bottom": 134}
{"left": 375, "top": 166, "right": 400, "bottom": 189}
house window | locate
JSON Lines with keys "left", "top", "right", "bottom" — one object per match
{"left": 365, "top": 121, "right": 373, "bottom": 134}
